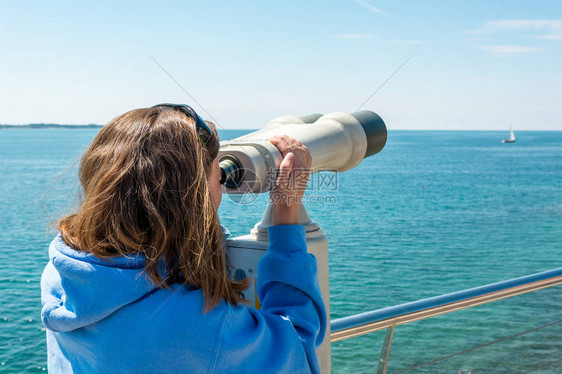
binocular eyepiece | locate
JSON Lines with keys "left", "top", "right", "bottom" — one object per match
{"left": 219, "top": 111, "right": 387, "bottom": 194}
{"left": 219, "top": 156, "right": 242, "bottom": 188}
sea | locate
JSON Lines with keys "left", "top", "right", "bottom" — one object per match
{"left": 0, "top": 128, "right": 560, "bottom": 373}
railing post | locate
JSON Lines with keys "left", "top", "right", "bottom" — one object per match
{"left": 376, "top": 325, "right": 396, "bottom": 374}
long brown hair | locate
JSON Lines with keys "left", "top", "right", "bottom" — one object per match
{"left": 59, "top": 106, "right": 248, "bottom": 311}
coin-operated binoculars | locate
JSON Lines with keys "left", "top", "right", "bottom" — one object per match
{"left": 221, "top": 111, "right": 387, "bottom": 374}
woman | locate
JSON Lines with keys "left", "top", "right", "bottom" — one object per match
{"left": 41, "top": 104, "right": 326, "bottom": 373}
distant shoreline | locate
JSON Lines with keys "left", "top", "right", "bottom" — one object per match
{"left": 0, "top": 124, "right": 103, "bottom": 129}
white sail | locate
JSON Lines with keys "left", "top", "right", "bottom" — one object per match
{"left": 509, "top": 124, "right": 515, "bottom": 141}
{"left": 503, "top": 124, "right": 516, "bottom": 143}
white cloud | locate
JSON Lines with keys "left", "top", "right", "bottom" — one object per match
{"left": 466, "top": 19, "right": 562, "bottom": 41}
{"left": 353, "top": 0, "right": 387, "bottom": 16}
{"left": 485, "top": 20, "right": 562, "bottom": 32}
{"left": 536, "top": 33, "right": 562, "bottom": 41}
{"left": 330, "top": 35, "right": 426, "bottom": 45}
{"left": 390, "top": 39, "right": 426, "bottom": 45}
{"left": 332, "top": 33, "right": 375, "bottom": 40}
{"left": 481, "top": 45, "right": 542, "bottom": 54}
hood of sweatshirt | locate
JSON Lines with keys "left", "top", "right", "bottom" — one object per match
{"left": 41, "top": 227, "right": 231, "bottom": 333}
{"left": 41, "top": 234, "right": 157, "bottom": 332}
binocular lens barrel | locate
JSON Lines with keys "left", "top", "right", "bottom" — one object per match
{"left": 219, "top": 110, "right": 387, "bottom": 194}
{"left": 353, "top": 111, "right": 387, "bottom": 158}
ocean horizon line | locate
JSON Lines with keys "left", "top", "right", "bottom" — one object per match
{"left": 1, "top": 123, "right": 561, "bottom": 132}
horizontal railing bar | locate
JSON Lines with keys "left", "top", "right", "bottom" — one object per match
{"left": 330, "top": 267, "right": 562, "bottom": 342}
{"left": 332, "top": 276, "right": 561, "bottom": 342}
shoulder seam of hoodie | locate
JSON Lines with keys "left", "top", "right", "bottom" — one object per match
{"left": 208, "top": 305, "right": 230, "bottom": 374}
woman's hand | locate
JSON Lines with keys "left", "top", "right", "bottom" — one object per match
{"left": 268, "top": 135, "right": 312, "bottom": 225}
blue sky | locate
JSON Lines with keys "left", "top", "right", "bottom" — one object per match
{"left": 1, "top": 0, "right": 561, "bottom": 130}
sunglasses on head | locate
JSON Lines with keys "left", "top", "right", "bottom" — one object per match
{"left": 152, "top": 103, "right": 213, "bottom": 146}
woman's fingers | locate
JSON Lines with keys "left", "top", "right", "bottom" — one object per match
{"left": 277, "top": 152, "right": 294, "bottom": 187}
{"left": 268, "top": 136, "right": 311, "bottom": 170}
{"left": 268, "top": 135, "right": 311, "bottom": 208}
{"left": 268, "top": 136, "right": 291, "bottom": 156}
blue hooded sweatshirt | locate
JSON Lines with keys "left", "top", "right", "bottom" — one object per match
{"left": 41, "top": 225, "right": 326, "bottom": 373}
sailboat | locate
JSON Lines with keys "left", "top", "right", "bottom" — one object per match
{"left": 502, "top": 124, "right": 516, "bottom": 143}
